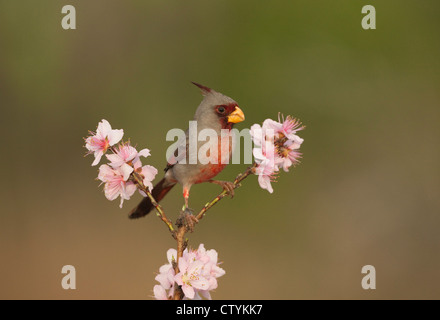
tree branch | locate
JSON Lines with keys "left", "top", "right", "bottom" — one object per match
{"left": 172, "top": 164, "right": 257, "bottom": 299}
{"left": 134, "top": 163, "right": 257, "bottom": 300}
{"left": 196, "top": 164, "right": 257, "bottom": 221}
{"left": 131, "top": 171, "right": 176, "bottom": 236}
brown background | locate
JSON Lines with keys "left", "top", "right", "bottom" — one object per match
{"left": 0, "top": 0, "right": 439, "bottom": 299}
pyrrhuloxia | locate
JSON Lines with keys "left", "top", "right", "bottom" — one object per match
{"left": 129, "top": 82, "right": 245, "bottom": 220}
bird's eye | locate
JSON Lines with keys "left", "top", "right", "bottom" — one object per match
{"left": 217, "top": 106, "right": 226, "bottom": 114}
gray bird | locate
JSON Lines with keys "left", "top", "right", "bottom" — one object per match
{"left": 129, "top": 82, "right": 245, "bottom": 219}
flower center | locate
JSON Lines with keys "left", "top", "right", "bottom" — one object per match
{"left": 182, "top": 270, "right": 200, "bottom": 286}
{"left": 182, "top": 273, "right": 192, "bottom": 286}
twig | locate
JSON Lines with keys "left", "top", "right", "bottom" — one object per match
{"left": 133, "top": 161, "right": 257, "bottom": 300}
{"left": 96, "top": 136, "right": 261, "bottom": 300}
{"left": 110, "top": 144, "right": 175, "bottom": 235}
{"left": 172, "top": 164, "right": 257, "bottom": 300}
{"left": 173, "top": 226, "right": 187, "bottom": 300}
{"left": 131, "top": 171, "right": 176, "bottom": 236}
{"left": 196, "top": 164, "right": 257, "bottom": 221}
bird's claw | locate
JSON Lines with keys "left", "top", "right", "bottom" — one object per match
{"left": 176, "top": 208, "right": 198, "bottom": 232}
{"left": 220, "top": 181, "right": 235, "bottom": 198}
{"left": 209, "top": 180, "right": 235, "bottom": 198}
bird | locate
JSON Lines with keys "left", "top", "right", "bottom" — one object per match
{"left": 129, "top": 82, "right": 245, "bottom": 223}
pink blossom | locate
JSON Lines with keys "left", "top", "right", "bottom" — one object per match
{"left": 134, "top": 164, "right": 158, "bottom": 192}
{"left": 85, "top": 121, "right": 159, "bottom": 209}
{"left": 154, "top": 245, "right": 224, "bottom": 300}
{"left": 106, "top": 144, "right": 138, "bottom": 168}
{"left": 195, "top": 244, "right": 225, "bottom": 280}
{"left": 105, "top": 143, "right": 157, "bottom": 193}
{"left": 275, "top": 139, "right": 302, "bottom": 172}
{"left": 193, "top": 244, "right": 225, "bottom": 298}
{"left": 252, "top": 139, "right": 276, "bottom": 166}
{"left": 255, "top": 158, "right": 278, "bottom": 194}
{"left": 106, "top": 143, "right": 156, "bottom": 191}
{"left": 262, "top": 114, "right": 304, "bottom": 140}
{"left": 98, "top": 164, "right": 136, "bottom": 208}
{"left": 174, "top": 259, "right": 210, "bottom": 299}
{"left": 106, "top": 143, "right": 151, "bottom": 169}
{"left": 249, "top": 123, "right": 276, "bottom": 147}
{"left": 252, "top": 139, "right": 278, "bottom": 193}
{"left": 155, "top": 249, "right": 177, "bottom": 291}
{"left": 278, "top": 114, "right": 305, "bottom": 140}
{"left": 153, "top": 285, "right": 168, "bottom": 300}
{"left": 249, "top": 124, "right": 264, "bottom": 147}
{"left": 251, "top": 114, "right": 304, "bottom": 192}
{"left": 153, "top": 249, "right": 177, "bottom": 300}
{"left": 85, "top": 119, "right": 124, "bottom": 166}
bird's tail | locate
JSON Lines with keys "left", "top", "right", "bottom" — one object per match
{"left": 129, "top": 178, "right": 176, "bottom": 219}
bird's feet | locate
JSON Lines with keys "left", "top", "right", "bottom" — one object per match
{"left": 176, "top": 208, "right": 198, "bottom": 232}
{"left": 209, "top": 180, "right": 236, "bottom": 198}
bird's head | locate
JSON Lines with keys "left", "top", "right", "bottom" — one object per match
{"left": 192, "top": 82, "right": 245, "bottom": 130}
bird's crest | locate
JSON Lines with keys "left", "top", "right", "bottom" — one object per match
{"left": 191, "top": 82, "right": 212, "bottom": 96}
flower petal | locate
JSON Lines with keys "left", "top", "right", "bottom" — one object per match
{"left": 108, "top": 129, "right": 124, "bottom": 146}
{"left": 104, "top": 182, "right": 121, "bottom": 201}
{"left": 167, "top": 249, "right": 178, "bottom": 264}
{"left": 92, "top": 151, "right": 103, "bottom": 166}
{"left": 96, "top": 119, "right": 112, "bottom": 138}
{"left": 159, "top": 263, "right": 172, "bottom": 274}
{"left": 262, "top": 118, "right": 282, "bottom": 132}
{"left": 191, "top": 277, "right": 210, "bottom": 290}
{"left": 258, "top": 174, "right": 274, "bottom": 193}
{"left": 178, "top": 258, "right": 189, "bottom": 274}
{"left": 138, "top": 148, "right": 151, "bottom": 158}
{"left": 98, "top": 164, "right": 113, "bottom": 182}
{"left": 182, "top": 284, "right": 195, "bottom": 300}
{"left": 119, "top": 163, "right": 134, "bottom": 181}
{"left": 199, "top": 290, "right": 212, "bottom": 300}
{"left": 153, "top": 285, "right": 168, "bottom": 300}
{"left": 141, "top": 165, "right": 158, "bottom": 188}
{"left": 106, "top": 153, "right": 123, "bottom": 167}
{"left": 155, "top": 273, "right": 172, "bottom": 290}
{"left": 249, "top": 124, "right": 263, "bottom": 146}
{"left": 174, "top": 272, "right": 184, "bottom": 286}
{"left": 126, "top": 181, "right": 137, "bottom": 195}
{"left": 252, "top": 147, "right": 265, "bottom": 162}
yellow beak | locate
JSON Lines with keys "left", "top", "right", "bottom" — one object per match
{"left": 227, "top": 106, "right": 245, "bottom": 124}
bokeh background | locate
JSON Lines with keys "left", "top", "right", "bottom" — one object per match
{"left": 1, "top": 0, "right": 439, "bottom": 299}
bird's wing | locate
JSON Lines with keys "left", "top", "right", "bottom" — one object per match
{"left": 164, "top": 129, "right": 189, "bottom": 172}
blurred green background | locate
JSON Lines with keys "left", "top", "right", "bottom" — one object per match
{"left": 1, "top": 0, "right": 439, "bottom": 299}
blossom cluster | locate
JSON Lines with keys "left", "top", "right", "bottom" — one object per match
{"left": 85, "top": 119, "right": 158, "bottom": 208}
{"left": 250, "top": 114, "right": 305, "bottom": 193}
{"left": 153, "top": 244, "right": 225, "bottom": 300}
